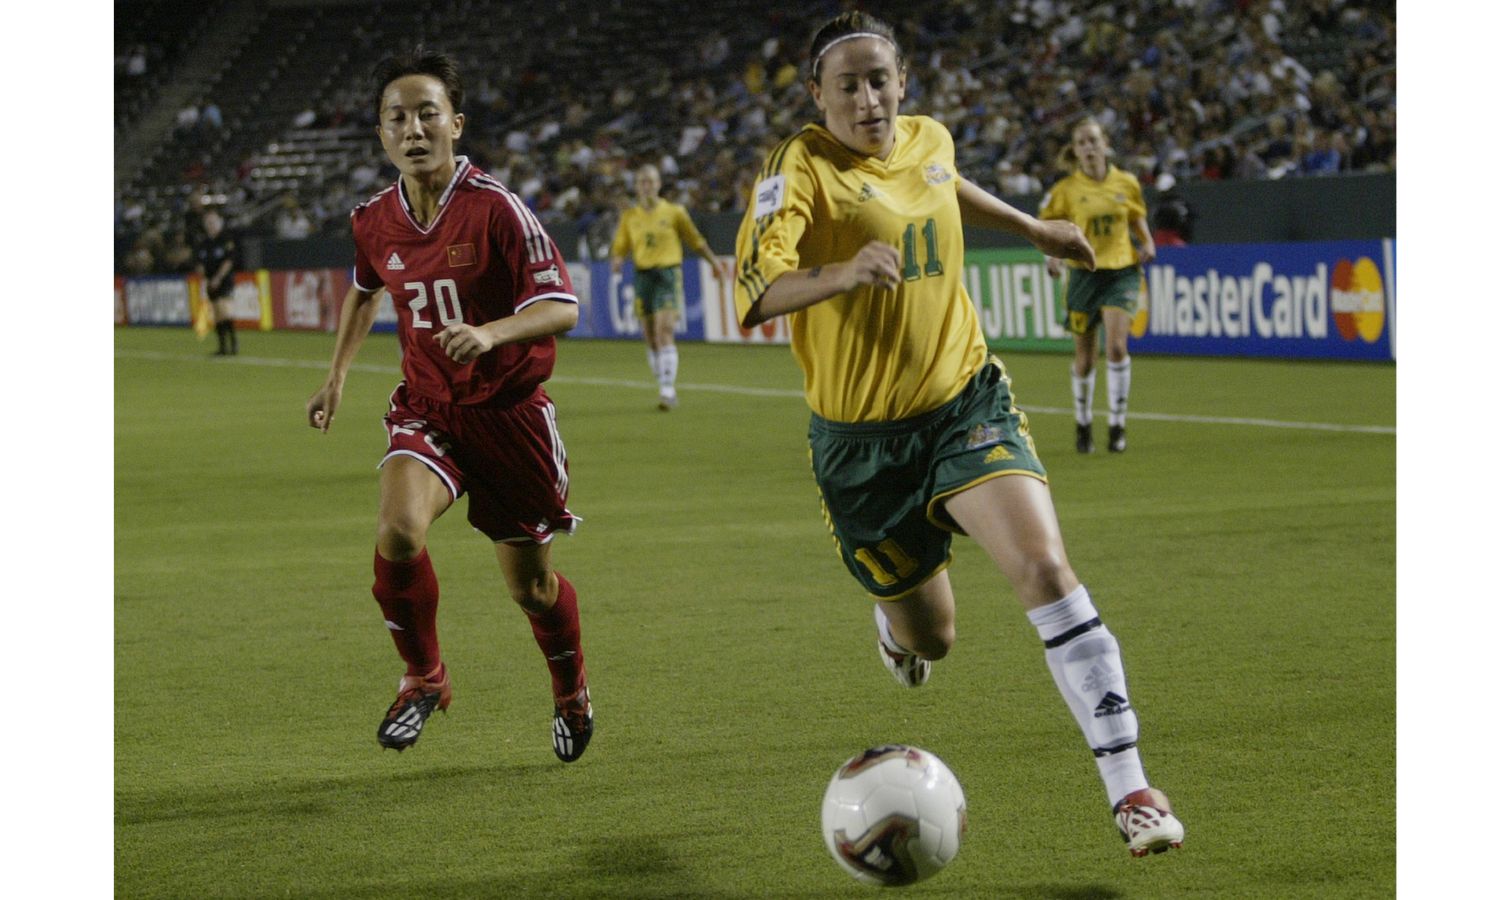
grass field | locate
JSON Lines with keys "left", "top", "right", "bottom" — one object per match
{"left": 114, "top": 326, "right": 1396, "bottom": 898}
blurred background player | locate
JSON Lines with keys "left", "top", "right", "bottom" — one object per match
{"left": 733, "top": 12, "right": 1183, "bottom": 858}
{"left": 609, "top": 163, "right": 732, "bottom": 410}
{"left": 194, "top": 208, "right": 239, "bottom": 356}
{"left": 305, "top": 49, "right": 593, "bottom": 762}
{"left": 1040, "top": 119, "right": 1155, "bottom": 454}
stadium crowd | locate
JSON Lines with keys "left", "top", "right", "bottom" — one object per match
{"left": 116, "top": 0, "right": 1394, "bottom": 270}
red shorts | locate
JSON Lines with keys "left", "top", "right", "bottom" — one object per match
{"left": 380, "top": 382, "right": 579, "bottom": 543}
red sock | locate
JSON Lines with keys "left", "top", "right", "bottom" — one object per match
{"left": 527, "top": 572, "right": 585, "bottom": 700}
{"left": 372, "top": 548, "right": 442, "bottom": 676}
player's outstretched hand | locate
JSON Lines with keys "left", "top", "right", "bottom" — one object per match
{"left": 1030, "top": 220, "right": 1096, "bottom": 271}
{"left": 435, "top": 323, "right": 496, "bottom": 365}
{"left": 1045, "top": 256, "right": 1064, "bottom": 279}
{"left": 307, "top": 383, "right": 341, "bottom": 433}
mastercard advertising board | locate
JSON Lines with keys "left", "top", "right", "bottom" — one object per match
{"left": 1136, "top": 239, "right": 1395, "bottom": 361}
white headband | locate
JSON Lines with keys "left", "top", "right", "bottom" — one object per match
{"left": 812, "top": 32, "right": 898, "bottom": 76}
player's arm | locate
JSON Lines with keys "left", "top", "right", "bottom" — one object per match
{"left": 306, "top": 284, "right": 382, "bottom": 432}
{"left": 742, "top": 241, "right": 902, "bottom": 327}
{"left": 1129, "top": 211, "right": 1156, "bottom": 265}
{"left": 956, "top": 176, "right": 1094, "bottom": 270}
{"left": 609, "top": 217, "right": 630, "bottom": 274}
{"left": 435, "top": 299, "right": 578, "bottom": 365}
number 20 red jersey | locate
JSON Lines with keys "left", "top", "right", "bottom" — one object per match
{"left": 351, "top": 156, "right": 578, "bottom": 406}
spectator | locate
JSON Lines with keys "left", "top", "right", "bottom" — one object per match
{"left": 275, "top": 196, "right": 313, "bottom": 239}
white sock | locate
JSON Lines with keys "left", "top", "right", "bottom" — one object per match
{"left": 1071, "top": 368, "right": 1095, "bottom": 426}
{"left": 1107, "top": 356, "right": 1131, "bottom": 428}
{"left": 647, "top": 347, "right": 660, "bottom": 380}
{"left": 873, "top": 604, "right": 914, "bottom": 654}
{"left": 1028, "top": 585, "right": 1148, "bottom": 807}
{"left": 658, "top": 345, "right": 678, "bottom": 393}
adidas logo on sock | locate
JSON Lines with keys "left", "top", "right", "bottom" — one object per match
{"left": 1093, "top": 691, "right": 1132, "bottom": 718}
{"left": 386, "top": 251, "right": 406, "bottom": 270}
{"left": 1081, "top": 662, "right": 1120, "bottom": 693}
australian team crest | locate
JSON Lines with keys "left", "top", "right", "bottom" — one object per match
{"left": 924, "top": 163, "right": 953, "bottom": 185}
{"left": 964, "top": 423, "right": 1003, "bottom": 449}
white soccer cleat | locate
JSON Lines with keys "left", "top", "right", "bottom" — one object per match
{"left": 1114, "top": 787, "right": 1185, "bottom": 857}
{"left": 874, "top": 611, "right": 931, "bottom": 687}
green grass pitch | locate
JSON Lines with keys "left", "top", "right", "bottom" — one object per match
{"left": 115, "top": 326, "right": 1394, "bottom": 898}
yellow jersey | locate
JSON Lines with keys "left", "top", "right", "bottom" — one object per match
{"left": 610, "top": 199, "right": 712, "bottom": 270}
{"left": 1038, "top": 165, "right": 1147, "bottom": 270}
{"left": 734, "top": 116, "right": 986, "bottom": 424}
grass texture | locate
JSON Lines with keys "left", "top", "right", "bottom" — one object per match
{"left": 116, "top": 327, "right": 1394, "bottom": 898}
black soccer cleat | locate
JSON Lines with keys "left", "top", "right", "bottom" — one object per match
{"left": 552, "top": 684, "right": 593, "bottom": 763}
{"left": 1108, "top": 424, "right": 1127, "bottom": 453}
{"left": 377, "top": 663, "right": 452, "bottom": 751}
{"left": 1076, "top": 422, "right": 1095, "bottom": 454}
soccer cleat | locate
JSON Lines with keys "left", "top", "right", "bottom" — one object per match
{"left": 1108, "top": 424, "right": 1127, "bottom": 453}
{"left": 657, "top": 391, "right": 677, "bottom": 411}
{"left": 1114, "top": 787, "right": 1184, "bottom": 857}
{"left": 376, "top": 663, "right": 452, "bottom": 751}
{"left": 1075, "top": 422, "right": 1094, "bottom": 454}
{"left": 552, "top": 683, "right": 594, "bottom": 762}
{"left": 874, "top": 622, "right": 931, "bottom": 688}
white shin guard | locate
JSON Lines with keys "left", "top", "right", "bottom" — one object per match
{"left": 1044, "top": 622, "right": 1139, "bottom": 756}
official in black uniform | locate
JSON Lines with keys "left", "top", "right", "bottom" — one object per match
{"left": 195, "top": 209, "right": 240, "bottom": 355}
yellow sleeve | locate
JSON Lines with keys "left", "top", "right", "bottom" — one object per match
{"left": 1038, "top": 178, "right": 1069, "bottom": 222}
{"left": 674, "top": 205, "right": 712, "bottom": 257}
{"left": 1124, "top": 173, "right": 1147, "bottom": 223}
{"left": 734, "top": 137, "right": 814, "bottom": 325}
{"left": 610, "top": 212, "right": 631, "bottom": 259}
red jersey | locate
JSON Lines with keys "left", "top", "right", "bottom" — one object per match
{"left": 351, "top": 157, "right": 578, "bottom": 405}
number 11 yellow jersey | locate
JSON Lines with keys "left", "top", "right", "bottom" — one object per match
{"left": 734, "top": 116, "right": 986, "bottom": 424}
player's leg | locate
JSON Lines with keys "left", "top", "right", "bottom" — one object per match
{"left": 1102, "top": 306, "right": 1133, "bottom": 453}
{"left": 942, "top": 476, "right": 1183, "bottom": 854}
{"left": 211, "top": 297, "right": 234, "bottom": 355}
{"left": 874, "top": 571, "right": 955, "bottom": 687}
{"left": 495, "top": 540, "right": 593, "bottom": 762}
{"left": 1071, "top": 327, "right": 1097, "bottom": 453}
{"left": 372, "top": 455, "right": 456, "bottom": 750}
{"left": 654, "top": 276, "right": 684, "bottom": 411}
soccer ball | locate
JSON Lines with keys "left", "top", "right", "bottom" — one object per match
{"left": 820, "top": 745, "right": 967, "bottom": 886}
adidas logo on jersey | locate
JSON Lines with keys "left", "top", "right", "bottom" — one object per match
{"left": 857, "top": 182, "right": 882, "bottom": 202}
{"left": 386, "top": 252, "right": 406, "bottom": 270}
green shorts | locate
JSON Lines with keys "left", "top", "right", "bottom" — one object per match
{"left": 633, "top": 266, "right": 683, "bottom": 318}
{"left": 808, "top": 358, "right": 1048, "bottom": 600}
{"left": 1062, "top": 266, "right": 1144, "bottom": 336}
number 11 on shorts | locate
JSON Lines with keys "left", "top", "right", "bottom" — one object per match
{"left": 854, "top": 539, "right": 919, "bottom": 587}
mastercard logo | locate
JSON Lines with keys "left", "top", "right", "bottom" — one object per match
{"left": 1331, "top": 257, "right": 1385, "bottom": 343}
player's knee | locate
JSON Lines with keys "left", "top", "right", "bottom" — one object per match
{"left": 1017, "top": 552, "right": 1077, "bottom": 606}
{"left": 376, "top": 518, "right": 428, "bottom": 561}
{"left": 509, "top": 575, "right": 553, "bottom": 614}
{"left": 908, "top": 624, "right": 955, "bottom": 661}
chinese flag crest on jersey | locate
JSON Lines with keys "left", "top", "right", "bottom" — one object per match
{"left": 447, "top": 243, "right": 476, "bottom": 267}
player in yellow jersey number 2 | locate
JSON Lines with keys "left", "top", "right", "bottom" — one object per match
{"left": 733, "top": 11, "right": 1184, "bottom": 858}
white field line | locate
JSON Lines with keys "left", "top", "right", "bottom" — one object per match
{"left": 115, "top": 349, "right": 1396, "bottom": 435}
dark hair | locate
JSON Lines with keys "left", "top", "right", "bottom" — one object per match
{"left": 807, "top": 12, "right": 904, "bottom": 82}
{"left": 371, "top": 49, "right": 464, "bottom": 118}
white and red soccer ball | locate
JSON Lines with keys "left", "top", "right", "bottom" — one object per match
{"left": 821, "top": 745, "right": 967, "bottom": 886}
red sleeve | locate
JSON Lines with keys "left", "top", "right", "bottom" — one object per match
{"left": 351, "top": 211, "right": 383, "bottom": 292}
{"left": 492, "top": 194, "right": 578, "bottom": 313}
